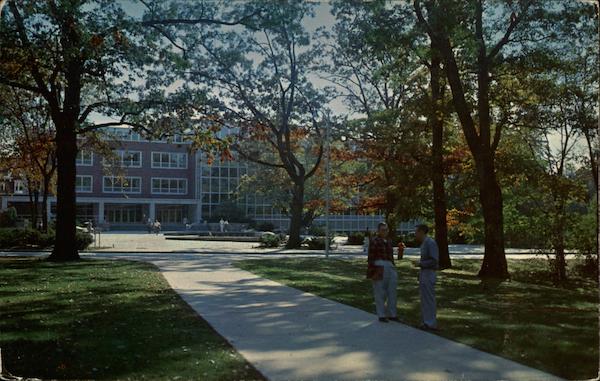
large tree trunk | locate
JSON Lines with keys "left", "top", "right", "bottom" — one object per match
{"left": 286, "top": 181, "right": 305, "bottom": 249}
{"left": 431, "top": 32, "right": 508, "bottom": 278}
{"left": 48, "top": 122, "right": 79, "bottom": 261}
{"left": 41, "top": 175, "right": 51, "bottom": 232}
{"left": 430, "top": 48, "right": 451, "bottom": 270}
{"left": 25, "top": 177, "right": 39, "bottom": 229}
{"left": 32, "top": 188, "right": 39, "bottom": 230}
{"left": 475, "top": 153, "right": 508, "bottom": 278}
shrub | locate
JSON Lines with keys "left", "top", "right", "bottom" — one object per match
{"left": 257, "top": 222, "right": 275, "bottom": 232}
{"left": 0, "top": 228, "right": 54, "bottom": 249}
{"left": 259, "top": 232, "right": 281, "bottom": 248}
{"left": 0, "top": 207, "right": 18, "bottom": 228}
{"left": 347, "top": 231, "right": 365, "bottom": 245}
{"left": 304, "top": 236, "right": 334, "bottom": 250}
{"left": 75, "top": 231, "right": 94, "bottom": 250}
{"left": 38, "top": 232, "right": 56, "bottom": 248}
{"left": 307, "top": 224, "right": 326, "bottom": 236}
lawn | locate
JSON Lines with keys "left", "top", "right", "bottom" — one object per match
{"left": 236, "top": 257, "right": 599, "bottom": 380}
{"left": 0, "top": 257, "right": 264, "bottom": 381}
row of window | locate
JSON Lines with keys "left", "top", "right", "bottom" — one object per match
{"left": 76, "top": 176, "right": 188, "bottom": 195}
{"left": 99, "top": 127, "right": 187, "bottom": 143}
{"left": 76, "top": 151, "right": 188, "bottom": 169}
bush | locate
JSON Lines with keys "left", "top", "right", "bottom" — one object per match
{"left": 75, "top": 231, "right": 94, "bottom": 250}
{"left": 0, "top": 228, "right": 54, "bottom": 249}
{"left": 0, "top": 207, "right": 18, "bottom": 228}
{"left": 257, "top": 222, "right": 275, "bottom": 232}
{"left": 347, "top": 231, "right": 365, "bottom": 245}
{"left": 307, "top": 224, "right": 326, "bottom": 236}
{"left": 259, "top": 232, "right": 281, "bottom": 248}
{"left": 303, "top": 236, "right": 334, "bottom": 250}
{"left": 0, "top": 228, "right": 91, "bottom": 250}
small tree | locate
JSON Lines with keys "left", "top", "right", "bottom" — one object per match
{"left": 0, "top": 89, "right": 56, "bottom": 231}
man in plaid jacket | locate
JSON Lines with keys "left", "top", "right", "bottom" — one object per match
{"left": 366, "top": 222, "right": 399, "bottom": 323}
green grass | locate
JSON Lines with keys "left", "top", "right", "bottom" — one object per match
{"left": 236, "top": 257, "right": 599, "bottom": 380}
{"left": 0, "top": 257, "right": 264, "bottom": 381}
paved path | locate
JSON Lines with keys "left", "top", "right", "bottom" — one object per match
{"left": 85, "top": 251, "right": 561, "bottom": 381}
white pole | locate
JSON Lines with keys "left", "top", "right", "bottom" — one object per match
{"left": 325, "top": 116, "right": 331, "bottom": 258}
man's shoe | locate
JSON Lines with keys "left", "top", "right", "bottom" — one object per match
{"left": 418, "top": 324, "right": 439, "bottom": 331}
{"left": 378, "top": 317, "right": 389, "bottom": 323}
{"left": 388, "top": 317, "right": 401, "bottom": 322}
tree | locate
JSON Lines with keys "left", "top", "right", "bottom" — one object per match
{"left": 327, "top": 1, "right": 452, "bottom": 266}
{"left": 182, "top": 1, "right": 328, "bottom": 248}
{"left": 413, "top": 0, "right": 556, "bottom": 278}
{"left": 325, "top": 2, "right": 426, "bottom": 241}
{"left": 0, "top": 89, "right": 56, "bottom": 231}
{"left": 0, "top": 0, "right": 259, "bottom": 260}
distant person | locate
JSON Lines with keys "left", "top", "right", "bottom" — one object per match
{"left": 224, "top": 220, "right": 229, "bottom": 232}
{"left": 366, "top": 222, "right": 399, "bottom": 323}
{"left": 153, "top": 220, "right": 161, "bottom": 235}
{"left": 415, "top": 224, "right": 439, "bottom": 331}
{"left": 363, "top": 227, "right": 371, "bottom": 255}
{"left": 219, "top": 218, "right": 225, "bottom": 232}
{"left": 147, "top": 217, "right": 153, "bottom": 233}
{"left": 397, "top": 236, "right": 405, "bottom": 260}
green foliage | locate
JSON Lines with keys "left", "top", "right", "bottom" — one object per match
{"left": 259, "top": 233, "right": 281, "bottom": 248}
{"left": 75, "top": 231, "right": 94, "bottom": 251}
{"left": 0, "top": 228, "right": 54, "bottom": 249}
{"left": 307, "top": 224, "right": 326, "bottom": 237}
{"left": 0, "top": 207, "right": 18, "bottom": 228}
{"left": 567, "top": 204, "right": 597, "bottom": 257}
{"left": 346, "top": 231, "right": 365, "bottom": 245}
{"left": 257, "top": 222, "right": 275, "bottom": 232}
{"left": 0, "top": 228, "right": 91, "bottom": 250}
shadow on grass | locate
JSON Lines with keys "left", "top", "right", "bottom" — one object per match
{"left": 235, "top": 257, "right": 599, "bottom": 380}
{"left": 0, "top": 257, "right": 264, "bottom": 381}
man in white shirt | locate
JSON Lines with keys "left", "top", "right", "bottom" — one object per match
{"left": 415, "top": 224, "right": 439, "bottom": 331}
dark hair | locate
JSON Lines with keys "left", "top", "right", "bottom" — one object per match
{"left": 415, "top": 224, "right": 429, "bottom": 234}
{"left": 377, "top": 222, "right": 388, "bottom": 229}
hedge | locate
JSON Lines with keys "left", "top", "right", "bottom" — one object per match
{"left": 0, "top": 228, "right": 94, "bottom": 251}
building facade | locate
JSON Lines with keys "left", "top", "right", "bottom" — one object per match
{"left": 1, "top": 126, "right": 416, "bottom": 232}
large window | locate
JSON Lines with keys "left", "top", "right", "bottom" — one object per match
{"left": 101, "top": 127, "right": 142, "bottom": 141}
{"left": 105, "top": 204, "right": 144, "bottom": 223}
{"left": 151, "top": 178, "right": 187, "bottom": 195}
{"left": 75, "top": 175, "right": 93, "bottom": 192}
{"left": 153, "top": 134, "right": 186, "bottom": 144}
{"left": 103, "top": 176, "right": 141, "bottom": 193}
{"left": 112, "top": 150, "right": 142, "bottom": 168}
{"left": 151, "top": 152, "right": 187, "bottom": 169}
{"left": 156, "top": 205, "right": 187, "bottom": 224}
{"left": 76, "top": 150, "right": 93, "bottom": 166}
{"left": 13, "top": 180, "right": 25, "bottom": 194}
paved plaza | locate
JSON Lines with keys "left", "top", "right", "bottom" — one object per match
{"left": 90, "top": 232, "right": 547, "bottom": 258}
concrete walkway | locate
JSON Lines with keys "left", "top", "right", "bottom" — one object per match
{"left": 88, "top": 252, "right": 561, "bottom": 381}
